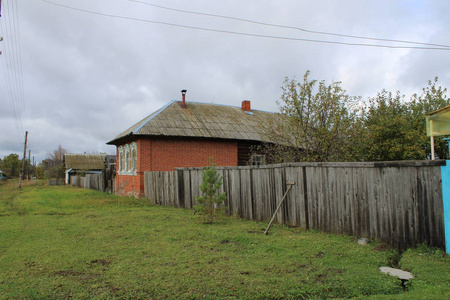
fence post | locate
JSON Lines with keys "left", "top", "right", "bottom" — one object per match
{"left": 441, "top": 161, "right": 450, "bottom": 255}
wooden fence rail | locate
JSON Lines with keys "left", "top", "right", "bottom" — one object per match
{"left": 144, "top": 161, "right": 446, "bottom": 251}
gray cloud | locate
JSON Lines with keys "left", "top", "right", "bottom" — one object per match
{"left": 1, "top": 0, "right": 449, "bottom": 162}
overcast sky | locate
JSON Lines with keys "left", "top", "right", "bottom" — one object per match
{"left": 1, "top": 0, "right": 449, "bottom": 163}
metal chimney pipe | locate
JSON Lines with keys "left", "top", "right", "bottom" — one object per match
{"left": 181, "top": 89, "right": 187, "bottom": 108}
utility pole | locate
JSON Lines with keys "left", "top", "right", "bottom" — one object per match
{"left": 27, "top": 149, "right": 31, "bottom": 179}
{"left": 18, "top": 131, "right": 28, "bottom": 190}
{"left": 32, "top": 156, "right": 35, "bottom": 178}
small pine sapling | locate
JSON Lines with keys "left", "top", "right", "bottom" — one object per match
{"left": 195, "top": 158, "right": 227, "bottom": 223}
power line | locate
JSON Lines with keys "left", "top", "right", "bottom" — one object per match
{"left": 12, "top": 0, "right": 25, "bottom": 121}
{"left": 129, "top": 0, "right": 450, "bottom": 49}
{"left": 41, "top": 0, "right": 450, "bottom": 51}
{"left": 0, "top": 0, "right": 26, "bottom": 135}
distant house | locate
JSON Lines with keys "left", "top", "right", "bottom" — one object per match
{"left": 107, "top": 93, "right": 277, "bottom": 197}
{"left": 64, "top": 154, "right": 115, "bottom": 185}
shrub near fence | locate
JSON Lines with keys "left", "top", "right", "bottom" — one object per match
{"left": 144, "top": 160, "right": 446, "bottom": 251}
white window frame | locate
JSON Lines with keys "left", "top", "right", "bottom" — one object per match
{"left": 124, "top": 144, "right": 130, "bottom": 171}
{"left": 131, "top": 142, "right": 137, "bottom": 171}
{"left": 118, "top": 143, "right": 137, "bottom": 175}
{"left": 118, "top": 146, "right": 123, "bottom": 171}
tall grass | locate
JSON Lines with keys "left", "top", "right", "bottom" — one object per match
{"left": 0, "top": 180, "right": 448, "bottom": 299}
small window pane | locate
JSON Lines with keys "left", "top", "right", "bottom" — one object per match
{"left": 132, "top": 149, "right": 137, "bottom": 170}
{"left": 252, "top": 155, "right": 265, "bottom": 166}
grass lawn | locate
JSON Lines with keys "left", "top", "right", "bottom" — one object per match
{"left": 0, "top": 179, "right": 448, "bottom": 299}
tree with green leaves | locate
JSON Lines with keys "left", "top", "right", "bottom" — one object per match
{"left": 408, "top": 77, "right": 449, "bottom": 159}
{"left": 195, "top": 158, "right": 227, "bottom": 224}
{"left": 359, "top": 90, "right": 412, "bottom": 160}
{"left": 261, "top": 71, "right": 361, "bottom": 163}
{"left": 360, "top": 78, "right": 449, "bottom": 161}
{"left": 0, "top": 153, "right": 21, "bottom": 177}
{"left": 261, "top": 73, "right": 449, "bottom": 163}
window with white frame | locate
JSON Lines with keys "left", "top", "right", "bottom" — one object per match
{"left": 131, "top": 142, "right": 137, "bottom": 171}
{"left": 124, "top": 144, "right": 130, "bottom": 171}
{"left": 118, "top": 146, "right": 123, "bottom": 171}
{"left": 118, "top": 143, "right": 137, "bottom": 175}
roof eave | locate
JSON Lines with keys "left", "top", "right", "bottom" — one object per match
{"left": 106, "top": 132, "right": 135, "bottom": 145}
{"left": 425, "top": 104, "right": 450, "bottom": 116}
{"left": 107, "top": 133, "right": 272, "bottom": 146}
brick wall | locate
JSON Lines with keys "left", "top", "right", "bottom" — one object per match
{"left": 115, "top": 173, "right": 143, "bottom": 197}
{"left": 148, "top": 137, "right": 238, "bottom": 171}
{"left": 115, "top": 137, "right": 238, "bottom": 197}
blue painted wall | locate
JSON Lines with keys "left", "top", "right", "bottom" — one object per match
{"left": 440, "top": 161, "right": 450, "bottom": 254}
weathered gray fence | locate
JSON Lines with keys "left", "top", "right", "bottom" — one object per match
{"left": 69, "top": 166, "right": 115, "bottom": 193}
{"left": 144, "top": 161, "right": 446, "bottom": 251}
{"left": 71, "top": 174, "right": 104, "bottom": 191}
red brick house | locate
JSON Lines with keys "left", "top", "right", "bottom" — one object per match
{"left": 107, "top": 92, "right": 276, "bottom": 197}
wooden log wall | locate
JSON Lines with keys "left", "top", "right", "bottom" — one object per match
{"left": 144, "top": 161, "right": 446, "bottom": 251}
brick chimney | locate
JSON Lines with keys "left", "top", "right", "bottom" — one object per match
{"left": 181, "top": 89, "right": 187, "bottom": 108}
{"left": 242, "top": 100, "right": 251, "bottom": 111}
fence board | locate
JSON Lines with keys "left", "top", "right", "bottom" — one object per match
{"left": 182, "top": 170, "right": 192, "bottom": 209}
{"left": 227, "top": 169, "right": 241, "bottom": 216}
{"left": 284, "top": 167, "right": 301, "bottom": 227}
{"left": 241, "top": 169, "right": 253, "bottom": 220}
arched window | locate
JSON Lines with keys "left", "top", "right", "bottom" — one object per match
{"left": 119, "top": 143, "right": 137, "bottom": 175}
{"left": 118, "top": 146, "right": 123, "bottom": 171}
{"left": 131, "top": 142, "right": 137, "bottom": 171}
{"left": 124, "top": 144, "right": 130, "bottom": 171}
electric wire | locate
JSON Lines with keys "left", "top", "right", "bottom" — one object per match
{"left": 0, "top": 8, "right": 21, "bottom": 134}
{"left": 10, "top": 0, "right": 25, "bottom": 133}
{"left": 9, "top": 0, "right": 25, "bottom": 127}
{"left": 0, "top": 0, "right": 26, "bottom": 135}
{"left": 41, "top": 0, "right": 450, "bottom": 51}
{"left": 129, "top": 0, "right": 450, "bottom": 49}
{"left": 12, "top": 0, "right": 25, "bottom": 123}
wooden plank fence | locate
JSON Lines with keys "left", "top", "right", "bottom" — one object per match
{"left": 69, "top": 166, "right": 115, "bottom": 193}
{"left": 144, "top": 160, "right": 446, "bottom": 251}
{"left": 71, "top": 174, "right": 104, "bottom": 191}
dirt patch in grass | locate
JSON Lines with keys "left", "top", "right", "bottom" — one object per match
{"left": 247, "top": 229, "right": 264, "bottom": 234}
{"left": 25, "top": 261, "right": 38, "bottom": 268}
{"left": 89, "top": 259, "right": 111, "bottom": 266}
{"left": 327, "top": 267, "right": 344, "bottom": 274}
{"left": 375, "top": 243, "right": 390, "bottom": 251}
{"left": 315, "top": 251, "right": 325, "bottom": 258}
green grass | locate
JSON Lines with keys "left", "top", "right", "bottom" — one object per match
{"left": 0, "top": 180, "right": 448, "bottom": 299}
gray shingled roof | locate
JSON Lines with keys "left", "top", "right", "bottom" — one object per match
{"left": 107, "top": 101, "right": 276, "bottom": 145}
{"left": 65, "top": 154, "right": 105, "bottom": 170}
